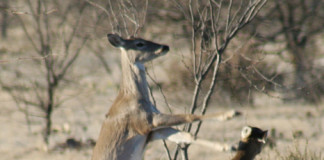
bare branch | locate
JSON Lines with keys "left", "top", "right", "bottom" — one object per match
{"left": 188, "top": 0, "right": 197, "bottom": 79}
{"left": 14, "top": 15, "right": 40, "bottom": 53}
{"left": 86, "top": 0, "right": 114, "bottom": 30}
{"left": 194, "top": 52, "right": 221, "bottom": 136}
{"left": 64, "top": 4, "right": 86, "bottom": 56}
{"left": 239, "top": 69, "right": 285, "bottom": 99}
{"left": 147, "top": 71, "right": 173, "bottom": 114}
{"left": 252, "top": 66, "right": 282, "bottom": 87}
{"left": 92, "top": 49, "right": 112, "bottom": 74}
{"left": 107, "top": 0, "right": 120, "bottom": 34}
{"left": 225, "top": 0, "right": 233, "bottom": 38}
{"left": 57, "top": 37, "right": 88, "bottom": 83}
{"left": 162, "top": 140, "right": 172, "bottom": 160}
{"left": 86, "top": 0, "right": 110, "bottom": 17}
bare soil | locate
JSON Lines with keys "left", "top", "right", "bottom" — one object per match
{"left": 1, "top": 86, "right": 323, "bottom": 160}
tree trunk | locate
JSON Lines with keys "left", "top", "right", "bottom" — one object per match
{"left": 44, "top": 106, "right": 52, "bottom": 145}
{"left": 1, "top": 0, "right": 8, "bottom": 39}
{"left": 44, "top": 108, "right": 52, "bottom": 145}
{"left": 288, "top": 41, "right": 319, "bottom": 103}
{"left": 44, "top": 82, "right": 55, "bottom": 145}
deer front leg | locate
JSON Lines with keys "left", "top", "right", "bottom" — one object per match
{"left": 151, "top": 110, "right": 240, "bottom": 128}
{"left": 150, "top": 128, "right": 233, "bottom": 152}
{"left": 202, "top": 110, "right": 241, "bottom": 121}
{"left": 151, "top": 113, "right": 200, "bottom": 128}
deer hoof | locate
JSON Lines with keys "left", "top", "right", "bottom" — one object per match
{"left": 225, "top": 110, "right": 242, "bottom": 120}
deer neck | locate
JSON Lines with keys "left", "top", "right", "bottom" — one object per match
{"left": 119, "top": 49, "right": 150, "bottom": 100}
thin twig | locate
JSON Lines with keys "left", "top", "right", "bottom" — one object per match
{"left": 162, "top": 140, "right": 172, "bottom": 160}
{"left": 194, "top": 52, "right": 221, "bottom": 137}
{"left": 146, "top": 71, "right": 173, "bottom": 114}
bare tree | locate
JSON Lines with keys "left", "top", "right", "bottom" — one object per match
{"left": 250, "top": 0, "right": 324, "bottom": 103}
{"left": 166, "top": 0, "right": 267, "bottom": 159}
{"left": 0, "top": 0, "right": 89, "bottom": 145}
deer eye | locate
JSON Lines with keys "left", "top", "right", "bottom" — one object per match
{"left": 136, "top": 42, "right": 145, "bottom": 48}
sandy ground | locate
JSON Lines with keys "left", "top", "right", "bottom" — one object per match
{"left": 1, "top": 84, "right": 324, "bottom": 160}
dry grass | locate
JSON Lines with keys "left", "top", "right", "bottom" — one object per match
{"left": 276, "top": 142, "right": 323, "bottom": 160}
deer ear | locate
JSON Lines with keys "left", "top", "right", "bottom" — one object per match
{"left": 241, "top": 126, "right": 252, "bottom": 139}
{"left": 257, "top": 130, "right": 268, "bottom": 143}
{"left": 107, "top": 33, "right": 125, "bottom": 48}
{"left": 262, "top": 130, "right": 268, "bottom": 139}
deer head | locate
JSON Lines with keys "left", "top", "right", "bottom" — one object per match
{"left": 107, "top": 34, "right": 169, "bottom": 64}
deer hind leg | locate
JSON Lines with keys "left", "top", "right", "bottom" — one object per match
{"left": 149, "top": 128, "right": 234, "bottom": 152}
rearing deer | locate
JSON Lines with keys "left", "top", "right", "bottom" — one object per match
{"left": 91, "top": 34, "right": 240, "bottom": 160}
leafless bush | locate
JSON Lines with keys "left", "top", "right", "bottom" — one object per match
{"left": 0, "top": 0, "right": 89, "bottom": 145}
{"left": 162, "top": 0, "right": 267, "bottom": 159}
{"left": 247, "top": 0, "right": 324, "bottom": 103}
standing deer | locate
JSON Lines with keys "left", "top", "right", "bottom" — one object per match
{"left": 232, "top": 126, "right": 268, "bottom": 160}
{"left": 91, "top": 34, "right": 240, "bottom": 160}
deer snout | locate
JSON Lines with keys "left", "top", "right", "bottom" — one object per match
{"left": 155, "top": 45, "right": 170, "bottom": 55}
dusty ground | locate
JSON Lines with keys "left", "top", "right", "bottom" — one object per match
{"left": 1, "top": 84, "right": 324, "bottom": 160}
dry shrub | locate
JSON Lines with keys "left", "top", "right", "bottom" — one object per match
{"left": 278, "top": 142, "right": 322, "bottom": 160}
{"left": 157, "top": 34, "right": 284, "bottom": 105}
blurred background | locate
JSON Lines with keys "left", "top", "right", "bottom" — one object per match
{"left": 0, "top": 0, "right": 323, "bottom": 159}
